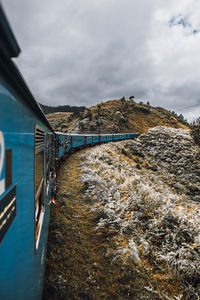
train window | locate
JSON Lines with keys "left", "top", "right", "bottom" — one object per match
{"left": 45, "top": 133, "right": 51, "bottom": 196}
{"left": 5, "top": 149, "right": 12, "bottom": 189}
{"left": 34, "top": 126, "right": 45, "bottom": 250}
{"left": 46, "top": 133, "right": 50, "bottom": 174}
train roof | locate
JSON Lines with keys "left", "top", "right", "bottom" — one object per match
{"left": 0, "top": 3, "right": 20, "bottom": 58}
{"left": 55, "top": 132, "right": 100, "bottom": 136}
{"left": 0, "top": 4, "right": 54, "bottom": 133}
{"left": 55, "top": 132, "right": 107, "bottom": 136}
{"left": 55, "top": 132, "right": 139, "bottom": 136}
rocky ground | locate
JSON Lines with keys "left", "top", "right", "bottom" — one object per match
{"left": 46, "top": 99, "right": 189, "bottom": 134}
{"left": 46, "top": 112, "right": 72, "bottom": 131}
{"left": 43, "top": 126, "right": 200, "bottom": 299}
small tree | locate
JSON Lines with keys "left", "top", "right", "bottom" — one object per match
{"left": 191, "top": 118, "right": 200, "bottom": 146}
{"left": 178, "top": 114, "right": 184, "bottom": 121}
{"left": 129, "top": 96, "right": 135, "bottom": 103}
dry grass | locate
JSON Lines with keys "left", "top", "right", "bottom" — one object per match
{"left": 43, "top": 127, "right": 199, "bottom": 299}
{"left": 43, "top": 147, "right": 180, "bottom": 299}
{"left": 42, "top": 150, "right": 146, "bottom": 299}
{"left": 47, "top": 99, "right": 189, "bottom": 134}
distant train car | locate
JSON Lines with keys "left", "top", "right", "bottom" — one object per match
{"left": 55, "top": 132, "right": 71, "bottom": 159}
{"left": 92, "top": 134, "right": 100, "bottom": 144}
{"left": 0, "top": 6, "right": 55, "bottom": 300}
{"left": 113, "top": 133, "right": 126, "bottom": 141}
{"left": 86, "top": 134, "right": 93, "bottom": 145}
{"left": 100, "top": 134, "right": 107, "bottom": 143}
{"left": 106, "top": 134, "right": 113, "bottom": 142}
{"left": 127, "top": 133, "right": 140, "bottom": 139}
{"left": 70, "top": 134, "right": 84, "bottom": 148}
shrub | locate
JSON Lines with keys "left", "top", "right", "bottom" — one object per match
{"left": 191, "top": 118, "right": 200, "bottom": 146}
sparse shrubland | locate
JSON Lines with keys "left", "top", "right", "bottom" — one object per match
{"left": 80, "top": 127, "right": 200, "bottom": 299}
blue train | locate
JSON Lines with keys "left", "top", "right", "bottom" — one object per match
{"left": 55, "top": 132, "right": 139, "bottom": 160}
{"left": 0, "top": 5, "right": 139, "bottom": 300}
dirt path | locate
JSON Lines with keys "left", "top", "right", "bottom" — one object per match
{"left": 42, "top": 149, "right": 166, "bottom": 300}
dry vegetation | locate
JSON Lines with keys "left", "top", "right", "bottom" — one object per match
{"left": 43, "top": 151, "right": 156, "bottom": 299}
{"left": 46, "top": 99, "right": 189, "bottom": 134}
{"left": 43, "top": 127, "right": 200, "bottom": 299}
{"left": 46, "top": 112, "right": 72, "bottom": 131}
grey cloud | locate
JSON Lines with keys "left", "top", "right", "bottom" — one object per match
{"left": 3, "top": 0, "right": 200, "bottom": 121}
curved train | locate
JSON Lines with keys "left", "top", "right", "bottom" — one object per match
{"left": 0, "top": 5, "right": 139, "bottom": 300}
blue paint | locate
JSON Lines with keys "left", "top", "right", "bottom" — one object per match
{"left": 0, "top": 80, "right": 140, "bottom": 299}
{"left": 0, "top": 80, "right": 52, "bottom": 300}
{"left": 0, "top": 77, "right": 140, "bottom": 299}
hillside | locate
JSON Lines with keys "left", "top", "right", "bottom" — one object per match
{"left": 46, "top": 99, "right": 189, "bottom": 133}
{"left": 46, "top": 112, "right": 72, "bottom": 131}
{"left": 43, "top": 127, "right": 200, "bottom": 299}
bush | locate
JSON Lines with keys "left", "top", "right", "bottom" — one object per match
{"left": 129, "top": 96, "right": 135, "bottom": 102}
{"left": 191, "top": 118, "right": 200, "bottom": 146}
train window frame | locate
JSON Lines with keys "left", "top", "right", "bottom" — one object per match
{"left": 5, "top": 149, "right": 12, "bottom": 189}
{"left": 46, "top": 133, "right": 50, "bottom": 174}
{"left": 34, "top": 125, "right": 45, "bottom": 251}
{"left": 45, "top": 133, "right": 51, "bottom": 196}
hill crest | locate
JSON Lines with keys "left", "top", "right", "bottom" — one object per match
{"left": 46, "top": 98, "right": 189, "bottom": 134}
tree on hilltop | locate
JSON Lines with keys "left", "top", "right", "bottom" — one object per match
{"left": 191, "top": 117, "right": 200, "bottom": 146}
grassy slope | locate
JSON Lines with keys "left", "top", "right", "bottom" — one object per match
{"left": 46, "top": 99, "right": 189, "bottom": 134}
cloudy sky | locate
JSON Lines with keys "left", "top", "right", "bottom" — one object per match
{"left": 4, "top": 0, "right": 200, "bottom": 121}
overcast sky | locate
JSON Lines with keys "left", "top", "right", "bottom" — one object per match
{"left": 3, "top": 0, "right": 200, "bottom": 121}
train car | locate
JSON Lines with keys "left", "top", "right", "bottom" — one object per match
{"left": 100, "top": 134, "right": 107, "bottom": 143}
{"left": 126, "top": 133, "right": 140, "bottom": 139}
{"left": 56, "top": 132, "right": 65, "bottom": 159}
{"left": 71, "top": 134, "right": 85, "bottom": 148}
{"left": 85, "top": 134, "right": 93, "bottom": 145}
{"left": 106, "top": 134, "right": 114, "bottom": 142}
{"left": 113, "top": 133, "right": 127, "bottom": 141}
{"left": 0, "top": 6, "right": 55, "bottom": 300}
{"left": 91, "top": 134, "right": 99, "bottom": 144}
{"left": 55, "top": 132, "right": 71, "bottom": 159}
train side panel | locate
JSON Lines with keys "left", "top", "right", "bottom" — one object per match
{"left": 72, "top": 135, "right": 85, "bottom": 148}
{"left": 127, "top": 133, "right": 140, "bottom": 139}
{"left": 106, "top": 135, "right": 113, "bottom": 142}
{"left": 100, "top": 135, "right": 107, "bottom": 142}
{"left": 92, "top": 135, "right": 99, "bottom": 144}
{"left": 86, "top": 135, "right": 93, "bottom": 145}
{"left": 56, "top": 134, "right": 65, "bottom": 159}
{"left": 0, "top": 65, "right": 53, "bottom": 300}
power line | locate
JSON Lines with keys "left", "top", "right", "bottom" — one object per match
{"left": 170, "top": 101, "right": 200, "bottom": 111}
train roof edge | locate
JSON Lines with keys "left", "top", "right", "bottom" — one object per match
{"left": 55, "top": 132, "right": 140, "bottom": 136}
{"left": 0, "top": 3, "right": 54, "bottom": 133}
{"left": 0, "top": 3, "right": 21, "bottom": 58}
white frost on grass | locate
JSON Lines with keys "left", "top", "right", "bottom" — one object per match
{"left": 80, "top": 128, "right": 200, "bottom": 296}
{"left": 128, "top": 239, "right": 141, "bottom": 262}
